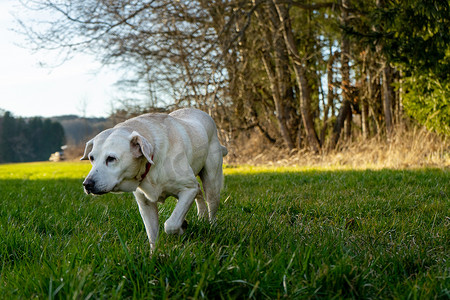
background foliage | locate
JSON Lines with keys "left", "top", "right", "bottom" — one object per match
{"left": 14, "top": 0, "right": 450, "bottom": 153}
{"left": 0, "top": 112, "right": 65, "bottom": 163}
{"left": 402, "top": 74, "right": 450, "bottom": 135}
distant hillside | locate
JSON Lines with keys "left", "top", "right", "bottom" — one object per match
{"left": 51, "top": 115, "right": 113, "bottom": 146}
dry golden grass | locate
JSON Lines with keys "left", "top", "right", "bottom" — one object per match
{"left": 65, "top": 125, "right": 449, "bottom": 169}
{"left": 225, "top": 126, "right": 450, "bottom": 169}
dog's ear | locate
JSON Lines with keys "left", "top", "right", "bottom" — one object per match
{"left": 80, "top": 139, "right": 94, "bottom": 160}
{"left": 130, "top": 131, "right": 154, "bottom": 164}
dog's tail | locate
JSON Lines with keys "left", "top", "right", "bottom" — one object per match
{"left": 220, "top": 145, "right": 228, "bottom": 157}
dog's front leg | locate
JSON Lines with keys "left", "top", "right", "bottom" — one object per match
{"left": 134, "top": 191, "right": 159, "bottom": 250}
{"left": 164, "top": 187, "right": 198, "bottom": 235}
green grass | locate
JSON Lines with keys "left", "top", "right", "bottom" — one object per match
{"left": 0, "top": 162, "right": 448, "bottom": 299}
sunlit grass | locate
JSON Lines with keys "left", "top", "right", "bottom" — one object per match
{"left": 0, "top": 161, "right": 91, "bottom": 180}
{"left": 0, "top": 162, "right": 448, "bottom": 298}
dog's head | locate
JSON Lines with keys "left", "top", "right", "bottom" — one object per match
{"left": 81, "top": 128, "right": 154, "bottom": 195}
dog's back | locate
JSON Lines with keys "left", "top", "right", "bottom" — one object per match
{"left": 170, "top": 108, "right": 228, "bottom": 157}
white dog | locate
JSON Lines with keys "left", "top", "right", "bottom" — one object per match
{"left": 81, "top": 108, "right": 227, "bottom": 249}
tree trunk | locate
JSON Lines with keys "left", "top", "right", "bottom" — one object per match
{"left": 271, "top": 3, "right": 298, "bottom": 149}
{"left": 367, "top": 69, "right": 381, "bottom": 135}
{"left": 320, "top": 50, "right": 337, "bottom": 144}
{"left": 255, "top": 4, "right": 296, "bottom": 150}
{"left": 345, "top": 105, "right": 352, "bottom": 139}
{"left": 361, "top": 98, "right": 369, "bottom": 139}
{"left": 332, "top": 101, "right": 351, "bottom": 147}
{"left": 273, "top": 1, "right": 321, "bottom": 153}
{"left": 397, "top": 69, "right": 404, "bottom": 124}
{"left": 382, "top": 63, "right": 393, "bottom": 135}
{"left": 261, "top": 53, "right": 295, "bottom": 150}
{"left": 331, "top": 0, "right": 351, "bottom": 148}
{"left": 376, "top": 0, "right": 394, "bottom": 136}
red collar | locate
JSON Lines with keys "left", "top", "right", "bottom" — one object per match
{"left": 140, "top": 155, "right": 154, "bottom": 181}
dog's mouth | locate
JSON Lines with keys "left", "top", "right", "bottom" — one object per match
{"left": 83, "top": 177, "right": 124, "bottom": 195}
{"left": 84, "top": 186, "right": 109, "bottom": 196}
{"left": 83, "top": 177, "right": 115, "bottom": 195}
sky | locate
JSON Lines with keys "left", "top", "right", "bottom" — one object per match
{"left": 0, "top": 0, "right": 120, "bottom": 118}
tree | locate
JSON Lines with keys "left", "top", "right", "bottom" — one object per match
{"left": 331, "top": 0, "right": 352, "bottom": 147}
{"left": 402, "top": 74, "right": 450, "bottom": 135}
{"left": 0, "top": 112, "right": 16, "bottom": 163}
{"left": 347, "top": 0, "right": 450, "bottom": 135}
{"left": 0, "top": 112, "right": 65, "bottom": 163}
{"left": 17, "top": 0, "right": 449, "bottom": 160}
{"left": 273, "top": 0, "right": 322, "bottom": 152}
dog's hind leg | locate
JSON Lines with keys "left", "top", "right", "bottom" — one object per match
{"left": 134, "top": 191, "right": 159, "bottom": 250}
{"left": 195, "top": 183, "right": 208, "bottom": 220}
{"left": 200, "top": 142, "right": 224, "bottom": 223}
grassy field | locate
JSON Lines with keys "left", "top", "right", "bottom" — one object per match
{"left": 0, "top": 162, "right": 448, "bottom": 299}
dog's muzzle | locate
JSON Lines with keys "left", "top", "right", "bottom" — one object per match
{"left": 83, "top": 178, "right": 102, "bottom": 195}
{"left": 83, "top": 178, "right": 95, "bottom": 194}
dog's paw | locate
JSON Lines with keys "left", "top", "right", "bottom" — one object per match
{"left": 164, "top": 221, "right": 185, "bottom": 235}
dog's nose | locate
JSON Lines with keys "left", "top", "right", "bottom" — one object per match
{"left": 83, "top": 178, "right": 95, "bottom": 193}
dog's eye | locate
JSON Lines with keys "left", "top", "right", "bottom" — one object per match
{"left": 106, "top": 156, "right": 117, "bottom": 165}
{"left": 89, "top": 156, "right": 94, "bottom": 162}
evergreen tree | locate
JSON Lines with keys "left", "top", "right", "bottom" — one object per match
{"left": 0, "top": 113, "right": 66, "bottom": 163}
{"left": 349, "top": 0, "right": 450, "bottom": 134}
{"left": 0, "top": 112, "right": 16, "bottom": 162}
